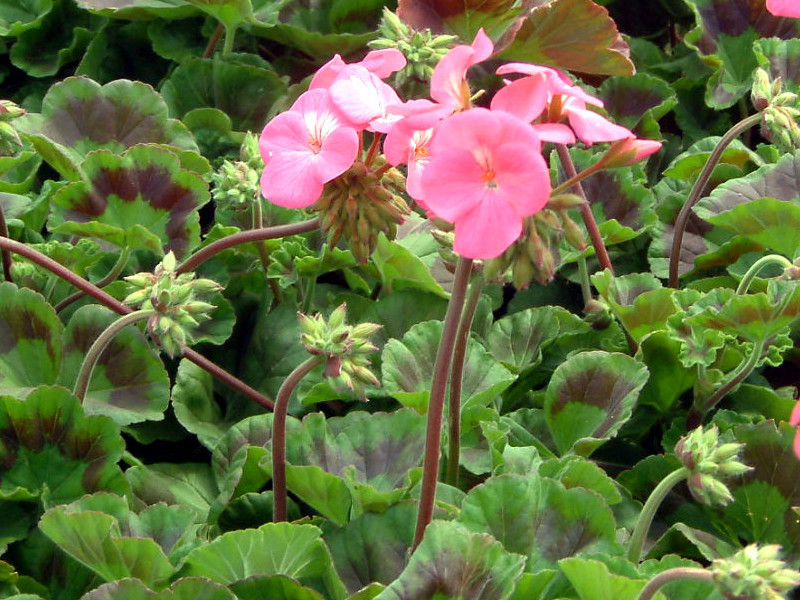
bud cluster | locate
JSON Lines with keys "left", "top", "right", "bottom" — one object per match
{"left": 674, "top": 425, "right": 752, "bottom": 506}
{"left": 209, "top": 133, "right": 264, "bottom": 209}
{"left": 123, "top": 252, "right": 223, "bottom": 357}
{"left": 298, "top": 303, "right": 382, "bottom": 399}
{"left": 751, "top": 68, "right": 800, "bottom": 154}
{"left": 484, "top": 205, "right": 587, "bottom": 289}
{"left": 370, "top": 9, "right": 457, "bottom": 96}
{"left": 0, "top": 99, "right": 24, "bottom": 157}
{"left": 315, "top": 158, "right": 410, "bottom": 264}
{"left": 711, "top": 544, "right": 800, "bottom": 600}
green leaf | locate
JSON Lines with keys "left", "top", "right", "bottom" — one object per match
{"left": 56, "top": 305, "right": 169, "bottom": 426}
{"left": 374, "top": 520, "right": 525, "bottom": 600}
{"left": 39, "top": 495, "right": 177, "bottom": 587}
{"left": 0, "top": 387, "right": 129, "bottom": 506}
{"left": 487, "top": 306, "right": 561, "bottom": 373}
{"left": 599, "top": 72, "right": 677, "bottom": 134}
{"left": 324, "top": 503, "right": 416, "bottom": 594}
{"left": 372, "top": 235, "right": 447, "bottom": 298}
{"left": 182, "top": 522, "right": 347, "bottom": 600}
{"left": 75, "top": 0, "right": 195, "bottom": 19}
{"left": 0, "top": 0, "right": 54, "bottom": 36}
{"left": 80, "top": 577, "right": 237, "bottom": 600}
{"left": 544, "top": 351, "right": 649, "bottom": 456}
{"left": 15, "top": 77, "right": 198, "bottom": 180}
{"left": 382, "top": 320, "right": 515, "bottom": 413}
{"left": 161, "top": 56, "right": 288, "bottom": 133}
{"left": 229, "top": 576, "right": 327, "bottom": 600}
{"left": 126, "top": 463, "right": 218, "bottom": 522}
{"left": 559, "top": 557, "right": 647, "bottom": 600}
{"left": 397, "top": 0, "right": 521, "bottom": 42}
{"left": 500, "top": 0, "right": 633, "bottom": 76}
{"left": 171, "top": 358, "right": 228, "bottom": 450}
{"left": 0, "top": 283, "right": 62, "bottom": 397}
{"left": 456, "top": 473, "right": 617, "bottom": 571}
{"left": 184, "top": 0, "right": 253, "bottom": 30}
{"left": 284, "top": 464, "right": 352, "bottom": 526}
{"left": 49, "top": 145, "right": 209, "bottom": 258}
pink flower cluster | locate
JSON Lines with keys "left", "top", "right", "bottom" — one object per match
{"left": 259, "top": 29, "right": 661, "bottom": 260}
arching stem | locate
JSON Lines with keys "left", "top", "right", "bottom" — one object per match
{"left": 55, "top": 247, "right": 131, "bottom": 313}
{"left": 273, "top": 355, "right": 322, "bottom": 522}
{"left": 636, "top": 567, "right": 713, "bottom": 600}
{"left": 735, "top": 254, "right": 793, "bottom": 295}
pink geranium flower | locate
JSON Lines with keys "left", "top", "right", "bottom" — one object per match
{"left": 420, "top": 108, "right": 551, "bottom": 259}
{"left": 430, "top": 28, "right": 493, "bottom": 111}
{"left": 259, "top": 89, "right": 359, "bottom": 208}
{"left": 310, "top": 48, "right": 406, "bottom": 90}
{"left": 767, "top": 0, "right": 800, "bottom": 17}
{"left": 329, "top": 65, "right": 403, "bottom": 132}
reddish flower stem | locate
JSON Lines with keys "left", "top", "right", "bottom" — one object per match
{"left": 0, "top": 202, "right": 13, "bottom": 283}
{"left": 636, "top": 568, "right": 713, "bottom": 600}
{"left": 272, "top": 355, "right": 321, "bottom": 522}
{"left": 364, "top": 133, "right": 383, "bottom": 167}
{"left": 176, "top": 218, "right": 320, "bottom": 274}
{"left": 203, "top": 24, "right": 224, "bottom": 58}
{"left": 445, "top": 272, "right": 484, "bottom": 488}
{"left": 414, "top": 255, "right": 473, "bottom": 549}
{"left": 668, "top": 113, "right": 761, "bottom": 288}
{"left": 556, "top": 144, "right": 614, "bottom": 274}
{"left": 0, "top": 235, "right": 275, "bottom": 411}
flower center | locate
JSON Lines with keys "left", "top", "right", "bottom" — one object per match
{"left": 482, "top": 169, "right": 498, "bottom": 188}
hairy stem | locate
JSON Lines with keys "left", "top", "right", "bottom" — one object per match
{"left": 636, "top": 567, "right": 713, "bottom": 600}
{"left": 273, "top": 355, "right": 322, "bottom": 522}
{"left": 446, "top": 272, "right": 484, "bottom": 488}
{"left": 73, "top": 310, "right": 156, "bottom": 402}
{"left": 556, "top": 144, "right": 614, "bottom": 274}
{"left": 414, "top": 256, "right": 473, "bottom": 549}
{"left": 628, "top": 466, "right": 690, "bottom": 563}
{"left": 735, "top": 254, "right": 793, "bottom": 295}
{"left": 0, "top": 235, "right": 275, "bottom": 411}
{"left": 176, "top": 218, "right": 320, "bottom": 275}
{"left": 689, "top": 338, "right": 765, "bottom": 429}
{"left": 668, "top": 113, "right": 762, "bottom": 288}
{"left": 55, "top": 247, "right": 131, "bottom": 313}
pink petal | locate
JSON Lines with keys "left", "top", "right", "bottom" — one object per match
{"left": 261, "top": 154, "right": 324, "bottom": 208}
{"left": 429, "top": 108, "right": 541, "bottom": 158}
{"left": 533, "top": 123, "right": 576, "bottom": 144}
{"left": 260, "top": 111, "right": 315, "bottom": 159}
{"left": 492, "top": 143, "right": 552, "bottom": 217}
{"left": 794, "top": 428, "right": 800, "bottom": 461}
{"left": 566, "top": 105, "right": 633, "bottom": 144}
{"left": 310, "top": 55, "right": 347, "bottom": 90}
{"left": 491, "top": 75, "right": 549, "bottom": 123}
{"left": 452, "top": 195, "right": 524, "bottom": 259}
{"left": 358, "top": 48, "right": 407, "bottom": 78}
{"left": 314, "top": 126, "right": 359, "bottom": 182}
{"left": 599, "top": 137, "right": 662, "bottom": 167}
{"left": 430, "top": 29, "right": 494, "bottom": 110}
{"left": 790, "top": 399, "right": 800, "bottom": 426}
{"left": 330, "top": 66, "right": 401, "bottom": 128}
{"left": 420, "top": 148, "right": 489, "bottom": 222}
{"left": 767, "top": 0, "right": 800, "bottom": 16}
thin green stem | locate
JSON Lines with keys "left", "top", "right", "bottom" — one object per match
{"left": 550, "top": 161, "right": 602, "bottom": 198}
{"left": 414, "top": 256, "right": 473, "bottom": 549}
{"left": 668, "top": 113, "right": 762, "bottom": 288}
{"left": 55, "top": 247, "right": 131, "bottom": 313}
{"left": 73, "top": 310, "right": 156, "bottom": 402}
{"left": 0, "top": 235, "right": 275, "bottom": 411}
{"left": 0, "top": 201, "right": 12, "bottom": 283}
{"left": 577, "top": 256, "right": 592, "bottom": 306}
{"left": 628, "top": 466, "right": 690, "bottom": 563}
{"left": 176, "top": 218, "right": 320, "bottom": 275}
{"left": 636, "top": 567, "right": 713, "bottom": 600}
{"left": 735, "top": 254, "right": 793, "bottom": 295}
{"left": 689, "top": 337, "right": 765, "bottom": 428}
{"left": 556, "top": 144, "right": 614, "bottom": 274}
{"left": 251, "top": 199, "right": 283, "bottom": 304}
{"left": 273, "top": 355, "right": 322, "bottom": 522}
{"left": 446, "top": 271, "right": 484, "bottom": 488}
{"left": 222, "top": 25, "right": 236, "bottom": 56}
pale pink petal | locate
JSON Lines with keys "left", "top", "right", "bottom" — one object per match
{"left": 599, "top": 137, "right": 662, "bottom": 167}
{"left": 261, "top": 154, "right": 324, "bottom": 208}
{"left": 566, "top": 105, "right": 632, "bottom": 144}
{"left": 429, "top": 108, "right": 541, "bottom": 157}
{"left": 260, "top": 111, "right": 315, "bottom": 160}
{"left": 314, "top": 126, "right": 359, "bottom": 182}
{"left": 768, "top": 0, "right": 800, "bottom": 17}
{"left": 533, "top": 123, "right": 576, "bottom": 144}
{"left": 358, "top": 48, "right": 407, "bottom": 78}
{"left": 310, "top": 55, "right": 347, "bottom": 90}
{"left": 406, "top": 157, "right": 429, "bottom": 202}
{"left": 452, "top": 196, "right": 523, "bottom": 259}
{"left": 471, "top": 28, "right": 494, "bottom": 62}
{"left": 491, "top": 75, "right": 549, "bottom": 123}
{"left": 330, "top": 66, "right": 402, "bottom": 130}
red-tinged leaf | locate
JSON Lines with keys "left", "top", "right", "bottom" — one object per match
{"left": 397, "top": 0, "right": 522, "bottom": 42}
{"left": 500, "top": 0, "right": 634, "bottom": 77}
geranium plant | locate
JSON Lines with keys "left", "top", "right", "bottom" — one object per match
{"left": 1, "top": 1, "right": 800, "bottom": 599}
